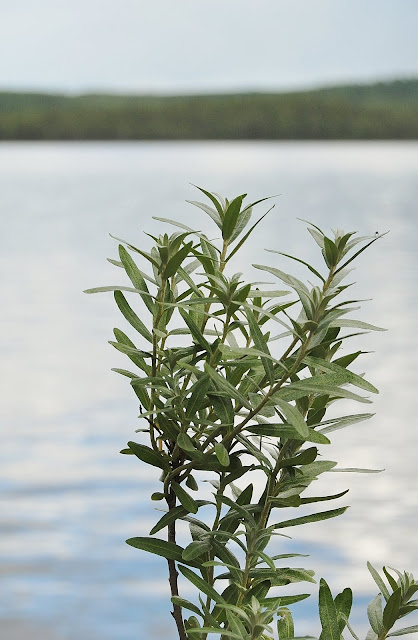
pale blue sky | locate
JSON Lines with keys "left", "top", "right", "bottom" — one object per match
{"left": 1, "top": 0, "right": 417, "bottom": 93}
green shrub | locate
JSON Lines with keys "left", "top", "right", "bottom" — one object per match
{"left": 86, "top": 188, "right": 417, "bottom": 640}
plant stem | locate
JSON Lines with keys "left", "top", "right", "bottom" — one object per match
{"left": 166, "top": 489, "right": 188, "bottom": 640}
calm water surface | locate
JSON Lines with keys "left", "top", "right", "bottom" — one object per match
{"left": 0, "top": 142, "right": 417, "bottom": 639}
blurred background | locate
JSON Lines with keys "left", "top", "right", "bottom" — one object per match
{"left": 0, "top": 1, "right": 417, "bottom": 639}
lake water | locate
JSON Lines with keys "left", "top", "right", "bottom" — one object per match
{"left": 0, "top": 142, "right": 417, "bottom": 639}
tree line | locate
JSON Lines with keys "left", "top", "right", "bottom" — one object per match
{"left": 0, "top": 79, "right": 417, "bottom": 140}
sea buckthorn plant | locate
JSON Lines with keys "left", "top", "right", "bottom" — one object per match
{"left": 86, "top": 188, "right": 417, "bottom": 640}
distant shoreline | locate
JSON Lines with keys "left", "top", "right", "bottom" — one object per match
{"left": 1, "top": 79, "right": 417, "bottom": 140}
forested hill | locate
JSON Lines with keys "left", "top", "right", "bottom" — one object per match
{"left": 0, "top": 78, "right": 417, "bottom": 140}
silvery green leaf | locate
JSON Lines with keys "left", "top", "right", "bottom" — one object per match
{"left": 186, "top": 201, "right": 222, "bottom": 227}
{"left": 225, "top": 209, "right": 272, "bottom": 263}
{"left": 172, "top": 482, "right": 198, "bottom": 514}
{"left": 253, "top": 263, "right": 313, "bottom": 317}
{"left": 214, "top": 443, "right": 230, "bottom": 467}
{"left": 192, "top": 185, "right": 225, "bottom": 216}
{"left": 170, "top": 596, "right": 203, "bottom": 618}
{"left": 340, "top": 614, "right": 360, "bottom": 640}
{"left": 329, "top": 318, "right": 386, "bottom": 331}
{"left": 367, "top": 594, "right": 384, "bottom": 635}
{"left": 273, "top": 507, "right": 347, "bottom": 530}
{"left": 126, "top": 536, "right": 186, "bottom": 563}
{"left": 187, "top": 628, "right": 241, "bottom": 639}
{"left": 367, "top": 562, "right": 391, "bottom": 601}
{"left": 387, "top": 626, "right": 418, "bottom": 636}
{"left": 319, "top": 578, "right": 341, "bottom": 640}
{"left": 334, "top": 587, "right": 353, "bottom": 632}
{"left": 229, "top": 204, "right": 252, "bottom": 243}
{"left": 266, "top": 249, "right": 325, "bottom": 283}
{"left": 277, "top": 606, "right": 295, "bottom": 639}
{"left": 182, "top": 540, "right": 211, "bottom": 561}
{"left": 114, "top": 291, "right": 153, "bottom": 342}
{"left": 317, "top": 413, "right": 374, "bottom": 434}
{"left": 204, "top": 362, "right": 252, "bottom": 409}
{"left": 246, "top": 308, "right": 275, "bottom": 384}
{"left": 303, "top": 356, "right": 378, "bottom": 394}
{"left": 330, "top": 467, "right": 383, "bottom": 473}
{"left": 178, "top": 565, "right": 226, "bottom": 605}
{"left": 383, "top": 588, "right": 402, "bottom": 631}
{"left": 274, "top": 398, "right": 309, "bottom": 439}
{"left": 307, "top": 226, "right": 325, "bottom": 249}
{"left": 127, "top": 441, "right": 170, "bottom": 471}
{"left": 84, "top": 285, "right": 155, "bottom": 298}
{"left": 276, "top": 374, "right": 372, "bottom": 404}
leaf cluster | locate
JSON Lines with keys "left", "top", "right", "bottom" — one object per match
{"left": 86, "top": 188, "right": 415, "bottom": 640}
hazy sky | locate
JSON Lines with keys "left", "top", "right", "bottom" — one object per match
{"left": 1, "top": 0, "right": 417, "bottom": 94}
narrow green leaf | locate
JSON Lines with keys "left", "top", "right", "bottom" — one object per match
{"left": 127, "top": 441, "right": 170, "bottom": 471}
{"left": 185, "top": 375, "right": 212, "bottom": 420}
{"left": 256, "top": 551, "right": 276, "bottom": 572}
{"left": 277, "top": 375, "right": 372, "bottom": 404}
{"left": 242, "top": 567, "right": 315, "bottom": 587}
{"left": 178, "top": 565, "right": 226, "bottom": 604}
{"left": 177, "top": 432, "right": 198, "bottom": 453}
{"left": 335, "top": 588, "right": 353, "bottom": 632}
{"left": 383, "top": 567, "right": 399, "bottom": 592}
{"left": 225, "top": 609, "right": 250, "bottom": 639}
{"left": 368, "top": 594, "right": 384, "bottom": 634}
{"left": 300, "top": 490, "right": 349, "bottom": 504}
{"left": 279, "top": 447, "right": 318, "bottom": 469}
{"left": 330, "top": 467, "right": 383, "bottom": 473}
{"left": 225, "top": 209, "right": 271, "bottom": 263}
{"left": 254, "top": 265, "right": 313, "bottom": 317}
{"left": 387, "top": 626, "right": 418, "bottom": 636}
{"left": 207, "top": 393, "right": 234, "bottom": 428}
{"left": 222, "top": 194, "right": 246, "bottom": 240}
{"left": 334, "top": 235, "right": 385, "bottom": 275}
{"left": 187, "top": 628, "right": 241, "bottom": 639}
{"left": 228, "top": 205, "right": 253, "bottom": 244}
{"left": 150, "top": 504, "right": 212, "bottom": 536}
{"left": 341, "top": 614, "right": 361, "bottom": 640}
{"left": 277, "top": 607, "right": 295, "bottom": 639}
{"left": 262, "top": 594, "right": 310, "bottom": 606}
{"left": 164, "top": 241, "right": 194, "bottom": 278}
{"left": 323, "top": 236, "right": 339, "bottom": 267}
{"left": 318, "top": 413, "right": 374, "bottom": 434}
{"left": 246, "top": 308, "right": 275, "bottom": 384}
{"left": 247, "top": 424, "right": 330, "bottom": 445}
{"left": 84, "top": 284, "right": 154, "bottom": 297}
{"left": 179, "top": 308, "right": 212, "bottom": 352}
{"left": 172, "top": 482, "right": 198, "bottom": 514}
{"left": 329, "top": 318, "right": 386, "bottom": 332}
{"left": 170, "top": 596, "right": 203, "bottom": 618}
{"left": 118, "top": 244, "right": 154, "bottom": 313}
{"left": 215, "top": 443, "right": 230, "bottom": 467}
{"left": 273, "top": 507, "right": 348, "bottom": 530}
{"left": 192, "top": 186, "right": 224, "bottom": 216}
{"left": 303, "top": 356, "right": 379, "bottom": 394}
{"left": 114, "top": 291, "right": 153, "bottom": 342}
{"left": 204, "top": 362, "right": 252, "bottom": 409}
{"left": 220, "top": 495, "right": 256, "bottom": 525}
{"left": 182, "top": 540, "right": 211, "bottom": 561}
{"left": 267, "top": 250, "right": 325, "bottom": 283}
{"left": 274, "top": 398, "right": 309, "bottom": 439}
{"left": 383, "top": 588, "right": 402, "bottom": 631}
{"left": 186, "top": 200, "right": 222, "bottom": 227}
{"left": 319, "top": 578, "right": 341, "bottom": 640}
{"left": 126, "top": 536, "right": 185, "bottom": 562}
